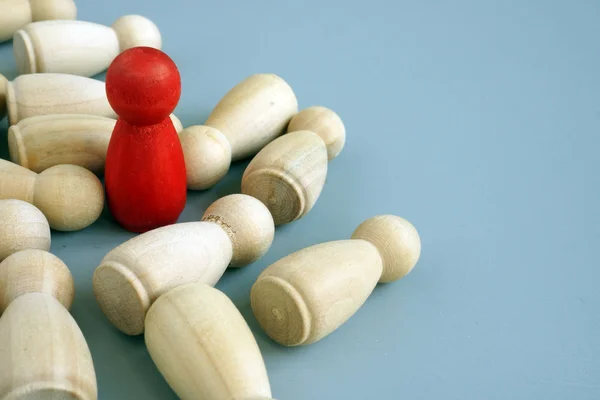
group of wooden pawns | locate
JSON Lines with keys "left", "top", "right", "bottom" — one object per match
{"left": 0, "top": 2, "right": 422, "bottom": 399}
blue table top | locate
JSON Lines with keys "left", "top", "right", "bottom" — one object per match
{"left": 0, "top": 1, "right": 598, "bottom": 399}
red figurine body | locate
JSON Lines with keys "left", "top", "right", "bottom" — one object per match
{"left": 104, "top": 47, "right": 187, "bottom": 233}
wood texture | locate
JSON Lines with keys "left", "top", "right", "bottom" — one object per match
{"left": 242, "top": 130, "right": 328, "bottom": 225}
{"left": 251, "top": 215, "right": 421, "bottom": 346}
{"left": 0, "top": 0, "right": 76, "bottom": 42}
{"left": 146, "top": 283, "right": 272, "bottom": 400}
{"left": 0, "top": 159, "right": 105, "bottom": 231}
{"left": 93, "top": 194, "right": 274, "bottom": 335}
{"left": 179, "top": 125, "right": 232, "bottom": 190}
{"left": 6, "top": 73, "right": 117, "bottom": 126}
{"left": 0, "top": 200, "right": 50, "bottom": 262}
{"left": 351, "top": 215, "right": 422, "bottom": 282}
{"left": 0, "top": 249, "right": 96, "bottom": 400}
{"left": 8, "top": 113, "right": 183, "bottom": 174}
{"left": 205, "top": 73, "right": 298, "bottom": 161}
{"left": 287, "top": 106, "right": 346, "bottom": 160}
{"left": 13, "top": 15, "right": 160, "bottom": 76}
{"left": 0, "top": 73, "right": 6, "bottom": 119}
{"left": 0, "top": 249, "right": 74, "bottom": 313}
{"left": 8, "top": 114, "right": 116, "bottom": 174}
{"left": 201, "top": 194, "right": 275, "bottom": 267}
{"left": 93, "top": 222, "right": 233, "bottom": 336}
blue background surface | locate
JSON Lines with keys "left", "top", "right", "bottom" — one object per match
{"left": 1, "top": 1, "right": 599, "bottom": 399}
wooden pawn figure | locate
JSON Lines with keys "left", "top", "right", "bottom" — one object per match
{"left": 251, "top": 215, "right": 421, "bottom": 346}
{"left": 5, "top": 72, "right": 117, "bottom": 126}
{"left": 145, "top": 283, "right": 274, "bottom": 400}
{"left": 0, "top": 159, "right": 104, "bottom": 231}
{"left": 0, "top": 0, "right": 76, "bottom": 43}
{"left": 7, "top": 114, "right": 184, "bottom": 174}
{"left": 0, "top": 199, "right": 50, "bottom": 262}
{"left": 241, "top": 106, "right": 345, "bottom": 225}
{"left": 93, "top": 194, "right": 274, "bottom": 335}
{"left": 13, "top": 15, "right": 161, "bottom": 77}
{"left": 104, "top": 46, "right": 187, "bottom": 233}
{"left": 0, "top": 249, "right": 97, "bottom": 399}
{"left": 179, "top": 73, "right": 297, "bottom": 190}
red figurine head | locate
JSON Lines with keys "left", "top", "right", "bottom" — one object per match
{"left": 106, "top": 46, "right": 181, "bottom": 125}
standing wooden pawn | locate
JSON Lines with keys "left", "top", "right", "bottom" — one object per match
{"left": 104, "top": 46, "right": 187, "bottom": 233}
{"left": 251, "top": 215, "right": 421, "bottom": 346}
{"left": 241, "top": 106, "right": 345, "bottom": 225}
{"left": 0, "top": 249, "right": 97, "bottom": 399}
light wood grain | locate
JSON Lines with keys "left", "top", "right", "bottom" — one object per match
{"left": 0, "top": 249, "right": 74, "bottom": 313}
{"left": 242, "top": 130, "right": 328, "bottom": 225}
{"left": 251, "top": 215, "right": 421, "bottom": 346}
{"left": 93, "top": 194, "right": 274, "bottom": 335}
{"left": 111, "top": 15, "right": 161, "bottom": 54}
{"left": 0, "top": 249, "right": 96, "bottom": 400}
{"left": 287, "top": 106, "right": 346, "bottom": 160}
{"left": 93, "top": 222, "right": 233, "bottom": 336}
{"left": 13, "top": 15, "right": 160, "bottom": 76}
{"left": 179, "top": 125, "right": 231, "bottom": 190}
{"left": 201, "top": 194, "right": 275, "bottom": 267}
{"left": 8, "top": 113, "right": 183, "bottom": 174}
{"left": 6, "top": 73, "right": 117, "bottom": 126}
{"left": 0, "top": 159, "right": 105, "bottom": 231}
{"left": 8, "top": 114, "right": 115, "bottom": 174}
{"left": 205, "top": 73, "right": 298, "bottom": 161}
{"left": 351, "top": 215, "right": 421, "bottom": 282}
{"left": 0, "top": 73, "right": 6, "bottom": 119}
{"left": 0, "top": 0, "right": 76, "bottom": 42}
{"left": 146, "top": 283, "right": 272, "bottom": 400}
{"left": 0, "top": 200, "right": 50, "bottom": 262}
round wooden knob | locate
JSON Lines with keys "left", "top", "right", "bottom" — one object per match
{"left": 202, "top": 194, "right": 275, "bottom": 266}
{"left": 179, "top": 125, "right": 232, "bottom": 190}
{"left": 0, "top": 249, "right": 74, "bottom": 314}
{"left": 34, "top": 164, "right": 105, "bottom": 231}
{"left": 287, "top": 106, "right": 346, "bottom": 160}
{"left": 111, "top": 15, "right": 161, "bottom": 52}
{"left": 351, "top": 215, "right": 421, "bottom": 282}
{"left": 0, "top": 200, "right": 50, "bottom": 262}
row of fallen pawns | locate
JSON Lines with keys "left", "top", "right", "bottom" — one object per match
{"left": 0, "top": 3, "right": 422, "bottom": 400}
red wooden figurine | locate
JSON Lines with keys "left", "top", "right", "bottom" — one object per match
{"left": 104, "top": 46, "right": 187, "bottom": 233}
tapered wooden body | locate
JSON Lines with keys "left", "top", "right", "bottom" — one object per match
{"left": 13, "top": 15, "right": 161, "bottom": 76}
{"left": 146, "top": 283, "right": 272, "bottom": 400}
{"left": 0, "top": 159, "right": 105, "bottom": 231}
{"left": 6, "top": 73, "right": 116, "bottom": 125}
{"left": 8, "top": 114, "right": 183, "bottom": 174}
{"left": 8, "top": 114, "right": 115, "bottom": 174}
{"left": 205, "top": 73, "right": 298, "bottom": 161}
{"left": 0, "top": 200, "right": 50, "bottom": 262}
{"left": 0, "top": 249, "right": 96, "bottom": 399}
{"left": 251, "top": 240, "right": 382, "bottom": 346}
{"left": 251, "top": 215, "right": 422, "bottom": 346}
{"left": 0, "top": 0, "right": 76, "bottom": 42}
{"left": 93, "top": 222, "right": 233, "bottom": 336}
{"left": 0, "top": 294, "right": 97, "bottom": 399}
{"left": 242, "top": 130, "right": 328, "bottom": 225}
{"left": 93, "top": 194, "right": 275, "bottom": 336}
